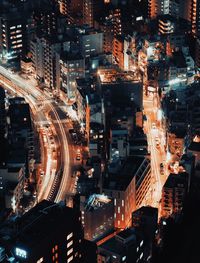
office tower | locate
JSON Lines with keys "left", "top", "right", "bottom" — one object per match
{"left": 0, "top": 200, "right": 85, "bottom": 262}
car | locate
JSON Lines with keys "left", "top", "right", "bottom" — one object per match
{"left": 152, "top": 123, "right": 156, "bottom": 129}
{"left": 76, "top": 150, "right": 81, "bottom": 161}
{"left": 76, "top": 154, "right": 81, "bottom": 161}
{"left": 160, "top": 163, "right": 164, "bottom": 174}
{"left": 40, "top": 171, "right": 45, "bottom": 177}
{"left": 160, "top": 163, "right": 164, "bottom": 168}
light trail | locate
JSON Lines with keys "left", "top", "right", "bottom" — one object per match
{"left": 0, "top": 65, "right": 72, "bottom": 203}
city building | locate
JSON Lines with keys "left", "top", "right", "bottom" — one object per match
{"left": 0, "top": 166, "right": 25, "bottom": 213}
{"left": 31, "top": 34, "right": 70, "bottom": 90}
{"left": 0, "top": 88, "right": 6, "bottom": 139}
{"left": 97, "top": 228, "right": 144, "bottom": 263}
{"left": 59, "top": 52, "right": 85, "bottom": 99}
{"left": 132, "top": 206, "right": 158, "bottom": 261}
{"left": 161, "top": 172, "right": 188, "bottom": 218}
{"left": 83, "top": 0, "right": 104, "bottom": 27}
{"left": 113, "top": 35, "right": 129, "bottom": 71}
{"left": 77, "top": 27, "right": 103, "bottom": 58}
{"left": 0, "top": 8, "right": 28, "bottom": 60}
{"left": 32, "top": 0, "right": 60, "bottom": 36}
{"left": 103, "top": 156, "right": 151, "bottom": 229}
{"left": 80, "top": 194, "right": 114, "bottom": 241}
{"left": 8, "top": 97, "right": 34, "bottom": 162}
{"left": 0, "top": 200, "right": 85, "bottom": 262}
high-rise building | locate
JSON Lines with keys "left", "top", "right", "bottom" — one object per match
{"left": 80, "top": 194, "right": 114, "bottom": 241}
{"left": 0, "top": 9, "right": 28, "bottom": 60}
{"left": 59, "top": 52, "right": 85, "bottom": 99}
{"left": 0, "top": 200, "right": 85, "bottom": 262}
{"left": 83, "top": 0, "right": 104, "bottom": 27}
{"left": 103, "top": 156, "right": 151, "bottom": 229}
{"left": 148, "top": 0, "right": 187, "bottom": 20}
{"left": 32, "top": 0, "right": 60, "bottom": 36}
{"left": 31, "top": 35, "right": 70, "bottom": 90}
{"left": 77, "top": 27, "right": 103, "bottom": 57}
{"left": 161, "top": 172, "right": 188, "bottom": 218}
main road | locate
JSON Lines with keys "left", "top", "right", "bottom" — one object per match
{"left": 0, "top": 65, "right": 74, "bottom": 203}
{"left": 143, "top": 92, "right": 167, "bottom": 208}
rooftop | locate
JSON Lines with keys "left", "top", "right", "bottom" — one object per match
{"left": 104, "top": 156, "right": 148, "bottom": 191}
{"left": 163, "top": 172, "right": 188, "bottom": 189}
{"left": 0, "top": 200, "right": 79, "bottom": 248}
{"left": 84, "top": 194, "right": 112, "bottom": 212}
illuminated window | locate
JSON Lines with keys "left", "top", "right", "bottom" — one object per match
{"left": 15, "top": 248, "right": 27, "bottom": 258}
{"left": 118, "top": 206, "right": 120, "bottom": 213}
{"left": 122, "top": 200, "right": 124, "bottom": 207}
{"left": 114, "top": 199, "right": 116, "bottom": 206}
{"left": 67, "top": 248, "right": 73, "bottom": 256}
{"left": 55, "top": 245, "right": 58, "bottom": 251}
{"left": 67, "top": 255, "right": 73, "bottom": 262}
{"left": 37, "top": 257, "right": 43, "bottom": 263}
{"left": 67, "top": 240, "right": 73, "bottom": 248}
{"left": 122, "top": 214, "right": 124, "bottom": 221}
{"left": 67, "top": 232, "right": 73, "bottom": 240}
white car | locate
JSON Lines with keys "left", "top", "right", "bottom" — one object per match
{"left": 152, "top": 123, "right": 156, "bottom": 129}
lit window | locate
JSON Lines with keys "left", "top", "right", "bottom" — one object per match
{"left": 55, "top": 253, "right": 58, "bottom": 258}
{"left": 67, "top": 248, "right": 73, "bottom": 256}
{"left": 37, "top": 257, "right": 43, "bottom": 263}
{"left": 67, "top": 232, "right": 73, "bottom": 240}
{"left": 15, "top": 248, "right": 27, "bottom": 258}
{"left": 122, "top": 200, "right": 124, "bottom": 207}
{"left": 118, "top": 206, "right": 120, "bottom": 213}
{"left": 140, "top": 240, "right": 144, "bottom": 247}
{"left": 122, "top": 214, "right": 124, "bottom": 221}
{"left": 67, "top": 255, "right": 73, "bottom": 262}
{"left": 55, "top": 245, "right": 58, "bottom": 250}
{"left": 67, "top": 240, "right": 73, "bottom": 248}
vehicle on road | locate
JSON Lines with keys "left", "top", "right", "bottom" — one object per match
{"left": 152, "top": 123, "right": 156, "bottom": 129}
{"left": 76, "top": 149, "right": 81, "bottom": 161}
{"left": 160, "top": 163, "right": 164, "bottom": 174}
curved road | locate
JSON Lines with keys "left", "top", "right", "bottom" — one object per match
{"left": 0, "top": 65, "right": 72, "bottom": 203}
